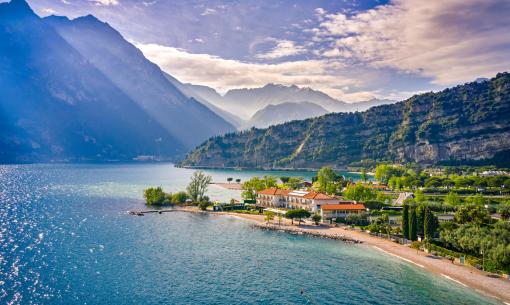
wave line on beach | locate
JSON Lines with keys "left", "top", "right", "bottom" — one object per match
{"left": 372, "top": 246, "right": 425, "bottom": 268}
{"left": 441, "top": 274, "right": 468, "bottom": 287}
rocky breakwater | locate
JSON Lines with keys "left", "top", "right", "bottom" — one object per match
{"left": 254, "top": 223, "right": 363, "bottom": 244}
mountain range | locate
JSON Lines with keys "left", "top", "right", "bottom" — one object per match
{"left": 245, "top": 102, "right": 328, "bottom": 129}
{"left": 161, "top": 78, "right": 397, "bottom": 129}
{"left": 0, "top": 0, "right": 234, "bottom": 162}
{"left": 180, "top": 73, "right": 510, "bottom": 169}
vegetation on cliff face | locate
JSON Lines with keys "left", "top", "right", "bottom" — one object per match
{"left": 181, "top": 73, "right": 510, "bottom": 169}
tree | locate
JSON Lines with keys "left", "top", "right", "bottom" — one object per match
{"left": 312, "top": 213, "right": 322, "bottom": 225}
{"left": 317, "top": 167, "right": 337, "bottom": 194}
{"left": 361, "top": 168, "right": 368, "bottom": 183}
{"left": 402, "top": 204, "right": 410, "bottom": 240}
{"left": 423, "top": 206, "right": 438, "bottom": 240}
{"left": 444, "top": 191, "right": 461, "bottom": 206}
{"left": 143, "top": 187, "right": 170, "bottom": 206}
{"left": 198, "top": 200, "right": 209, "bottom": 211}
{"left": 227, "top": 177, "right": 233, "bottom": 183}
{"left": 467, "top": 194, "right": 486, "bottom": 206}
{"left": 409, "top": 207, "right": 418, "bottom": 241}
{"left": 454, "top": 205, "right": 491, "bottom": 226}
{"left": 277, "top": 213, "right": 283, "bottom": 226}
{"left": 414, "top": 189, "right": 425, "bottom": 203}
{"left": 187, "top": 171, "right": 212, "bottom": 202}
{"left": 280, "top": 176, "right": 290, "bottom": 184}
{"left": 343, "top": 184, "right": 377, "bottom": 202}
{"left": 497, "top": 205, "right": 510, "bottom": 221}
{"left": 286, "top": 177, "right": 304, "bottom": 189}
{"left": 264, "top": 210, "right": 275, "bottom": 224}
{"left": 171, "top": 191, "right": 189, "bottom": 204}
{"left": 241, "top": 176, "right": 277, "bottom": 200}
{"left": 286, "top": 209, "right": 311, "bottom": 225}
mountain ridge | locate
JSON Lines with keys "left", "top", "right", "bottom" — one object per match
{"left": 180, "top": 73, "right": 510, "bottom": 169}
{"left": 0, "top": 0, "right": 234, "bottom": 162}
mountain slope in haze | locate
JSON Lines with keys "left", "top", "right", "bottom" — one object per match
{"left": 0, "top": 0, "right": 233, "bottom": 162}
{"left": 164, "top": 73, "right": 243, "bottom": 128}
{"left": 209, "top": 83, "right": 396, "bottom": 119}
{"left": 218, "top": 83, "right": 347, "bottom": 118}
{"left": 245, "top": 102, "right": 328, "bottom": 129}
{"left": 45, "top": 14, "right": 234, "bottom": 149}
{"left": 180, "top": 73, "right": 510, "bottom": 169}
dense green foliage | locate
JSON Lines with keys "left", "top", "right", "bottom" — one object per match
{"left": 439, "top": 221, "right": 510, "bottom": 272}
{"left": 285, "top": 209, "right": 311, "bottom": 225}
{"left": 181, "top": 73, "right": 510, "bottom": 169}
{"left": 409, "top": 207, "right": 418, "bottom": 241}
{"left": 402, "top": 204, "right": 409, "bottom": 240}
{"left": 143, "top": 187, "right": 171, "bottom": 206}
{"left": 241, "top": 176, "right": 278, "bottom": 199}
{"left": 343, "top": 184, "right": 377, "bottom": 202}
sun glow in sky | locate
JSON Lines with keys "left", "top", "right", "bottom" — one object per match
{"left": 26, "top": 0, "right": 510, "bottom": 102}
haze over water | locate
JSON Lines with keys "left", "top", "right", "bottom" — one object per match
{"left": 0, "top": 164, "right": 502, "bottom": 304}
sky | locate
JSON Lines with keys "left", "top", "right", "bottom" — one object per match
{"left": 25, "top": 0, "right": 510, "bottom": 102}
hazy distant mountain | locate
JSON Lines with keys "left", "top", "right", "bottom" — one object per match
{"left": 245, "top": 102, "right": 328, "bottom": 129}
{"left": 217, "top": 83, "right": 346, "bottom": 118}
{"left": 0, "top": 0, "right": 234, "bottom": 162}
{"left": 164, "top": 74, "right": 243, "bottom": 128}
{"left": 207, "top": 83, "right": 396, "bottom": 119}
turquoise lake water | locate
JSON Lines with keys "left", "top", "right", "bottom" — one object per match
{"left": 0, "top": 163, "right": 503, "bottom": 304}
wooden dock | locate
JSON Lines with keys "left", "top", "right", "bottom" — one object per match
{"left": 127, "top": 209, "right": 177, "bottom": 216}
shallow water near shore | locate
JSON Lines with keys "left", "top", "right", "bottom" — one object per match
{"left": 0, "top": 163, "right": 503, "bottom": 304}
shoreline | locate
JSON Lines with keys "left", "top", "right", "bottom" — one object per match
{"left": 136, "top": 206, "right": 510, "bottom": 304}
{"left": 212, "top": 210, "right": 510, "bottom": 304}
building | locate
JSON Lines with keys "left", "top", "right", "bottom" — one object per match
{"left": 256, "top": 188, "right": 339, "bottom": 212}
{"left": 320, "top": 203, "right": 367, "bottom": 223}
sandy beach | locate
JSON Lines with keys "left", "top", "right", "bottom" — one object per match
{"left": 217, "top": 211, "right": 510, "bottom": 304}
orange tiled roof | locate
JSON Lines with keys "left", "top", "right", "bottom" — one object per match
{"left": 321, "top": 203, "right": 366, "bottom": 211}
{"left": 257, "top": 188, "right": 292, "bottom": 195}
{"left": 258, "top": 187, "right": 279, "bottom": 195}
{"left": 258, "top": 188, "right": 335, "bottom": 200}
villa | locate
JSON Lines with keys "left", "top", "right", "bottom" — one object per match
{"left": 256, "top": 187, "right": 339, "bottom": 212}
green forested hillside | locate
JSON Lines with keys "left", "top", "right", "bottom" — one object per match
{"left": 180, "top": 73, "right": 510, "bottom": 169}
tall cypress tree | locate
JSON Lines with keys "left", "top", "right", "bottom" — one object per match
{"left": 409, "top": 206, "right": 418, "bottom": 241}
{"left": 402, "top": 204, "right": 409, "bottom": 240}
{"left": 424, "top": 207, "right": 438, "bottom": 240}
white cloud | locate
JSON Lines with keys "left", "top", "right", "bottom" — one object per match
{"left": 255, "top": 39, "right": 306, "bottom": 59}
{"left": 313, "top": 0, "right": 510, "bottom": 85}
{"left": 201, "top": 8, "right": 217, "bottom": 16}
{"left": 136, "top": 43, "right": 359, "bottom": 100}
{"left": 91, "top": 0, "right": 119, "bottom": 6}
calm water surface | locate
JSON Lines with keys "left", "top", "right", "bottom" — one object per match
{"left": 0, "top": 163, "right": 502, "bottom": 304}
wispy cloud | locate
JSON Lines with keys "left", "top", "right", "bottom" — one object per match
{"left": 90, "top": 0, "right": 119, "bottom": 6}
{"left": 201, "top": 8, "right": 217, "bottom": 16}
{"left": 255, "top": 39, "right": 306, "bottom": 59}
{"left": 312, "top": 0, "right": 510, "bottom": 85}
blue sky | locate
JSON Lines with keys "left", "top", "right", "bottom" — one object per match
{"left": 26, "top": 0, "right": 510, "bottom": 102}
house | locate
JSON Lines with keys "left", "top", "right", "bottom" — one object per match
{"left": 256, "top": 187, "right": 339, "bottom": 212}
{"left": 320, "top": 203, "right": 367, "bottom": 223}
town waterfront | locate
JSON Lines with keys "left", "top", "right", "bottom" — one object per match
{"left": 0, "top": 163, "right": 503, "bottom": 304}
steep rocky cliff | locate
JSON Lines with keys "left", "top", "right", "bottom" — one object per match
{"left": 180, "top": 73, "right": 510, "bottom": 168}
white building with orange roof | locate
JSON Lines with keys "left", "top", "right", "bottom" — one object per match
{"left": 256, "top": 187, "right": 341, "bottom": 212}
{"left": 320, "top": 203, "right": 367, "bottom": 224}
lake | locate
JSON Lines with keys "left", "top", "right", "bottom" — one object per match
{"left": 0, "top": 163, "right": 502, "bottom": 304}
